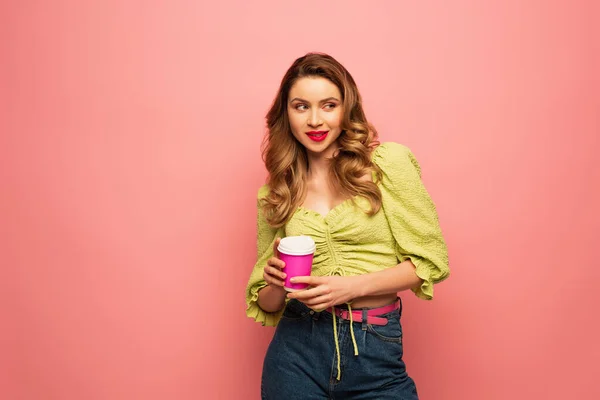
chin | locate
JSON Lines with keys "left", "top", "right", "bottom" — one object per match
{"left": 304, "top": 140, "right": 338, "bottom": 156}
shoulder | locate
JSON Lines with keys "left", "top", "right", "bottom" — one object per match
{"left": 372, "top": 142, "right": 411, "bottom": 159}
{"left": 257, "top": 184, "right": 270, "bottom": 200}
{"left": 372, "top": 142, "right": 421, "bottom": 178}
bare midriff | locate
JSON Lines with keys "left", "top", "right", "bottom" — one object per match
{"left": 348, "top": 293, "right": 399, "bottom": 309}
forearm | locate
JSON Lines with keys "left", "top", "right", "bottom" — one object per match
{"left": 354, "top": 259, "right": 423, "bottom": 298}
{"left": 257, "top": 285, "right": 287, "bottom": 313}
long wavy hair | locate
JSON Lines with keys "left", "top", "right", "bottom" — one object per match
{"left": 261, "top": 52, "right": 382, "bottom": 228}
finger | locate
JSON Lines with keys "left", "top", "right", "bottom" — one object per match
{"left": 272, "top": 237, "right": 281, "bottom": 258}
{"left": 267, "top": 257, "right": 285, "bottom": 270}
{"left": 309, "top": 302, "right": 331, "bottom": 312}
{"left": 303, "top": 294, "right": 332, "bottom": 307}
{"left": 289, "top": 276, "right": 320, "bottom": 286}
{"left": 264, "top": 266, "right": 285, "bottom": 281}
{"left": 287, "top": 286, "right": 325, "bottom": 300}
{"left": 263, "top": 271, "right": 285, "bottom": 287}
{"left": 267, "top": 266, "right": 287, "bottom": 280}
{"left": 271, "top": 278, "right": 285, "bottom": 287}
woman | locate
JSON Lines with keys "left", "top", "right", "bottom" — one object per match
{"left": 245, "top": 52, "right": 450, "bottom": 400}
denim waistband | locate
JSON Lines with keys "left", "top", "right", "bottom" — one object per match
{"left": 286, "top": 298, "right": 401, "bottom": 381}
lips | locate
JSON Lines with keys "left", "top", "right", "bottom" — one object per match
{"left": 306, "top": 131, "right": 329, "bottom": 142}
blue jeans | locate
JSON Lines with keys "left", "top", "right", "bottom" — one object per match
{"left": 261, "top": 299, "right": 418, "bottom": 399}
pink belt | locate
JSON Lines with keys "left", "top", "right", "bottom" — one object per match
{"left": 326, "top": 300, "right": 399, "bottom": 326}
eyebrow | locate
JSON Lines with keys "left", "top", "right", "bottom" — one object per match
{"left": 289, "top": 97, "right": 341, "bottom": 104}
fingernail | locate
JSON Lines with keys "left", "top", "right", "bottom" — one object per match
{"left": 282, "top": 274, "right": 286, "bottom": 278}
{"left": 290, "top": 278, "right": 296, "bottom": 283}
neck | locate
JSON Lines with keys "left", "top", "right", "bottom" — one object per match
{"left": 306, "top": 147, "right": 337, "bottom": 179}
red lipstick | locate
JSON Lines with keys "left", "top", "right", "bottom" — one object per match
{"left": 306, "top": 131, "right": 329, "bottom": 142}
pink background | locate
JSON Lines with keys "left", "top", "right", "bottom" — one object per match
{"left": 2, "top": 1, "right": 599, "bottom": 399}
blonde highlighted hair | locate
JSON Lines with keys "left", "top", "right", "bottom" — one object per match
{"left": 262, "top": 53, "right": 382, "bottom": 227}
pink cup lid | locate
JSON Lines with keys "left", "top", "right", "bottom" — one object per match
{"left": 277, "top": 235, "right": 316, "bottom": 256}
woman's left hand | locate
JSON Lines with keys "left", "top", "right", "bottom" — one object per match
{"left": 286, "top": 275, "right": 361, "bottom": 311}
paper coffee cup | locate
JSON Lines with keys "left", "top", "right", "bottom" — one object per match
{"left": 277, "top": 236, "right": 316, "bottom": 292}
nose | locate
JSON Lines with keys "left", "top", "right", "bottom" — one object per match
{"left": 307, "top": 109, "right": 322, "bottom": 128}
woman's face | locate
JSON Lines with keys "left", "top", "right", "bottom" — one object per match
{"left": 287, "top": 77, "right": 344, "bottom": 158}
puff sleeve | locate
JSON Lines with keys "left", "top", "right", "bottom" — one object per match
{"left": 245, "top": 185, "right": 286, "bottom": 326}
{"left": 373, "top": 143, "right": 450, "bottom": 299}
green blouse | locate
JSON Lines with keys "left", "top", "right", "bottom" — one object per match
{"left": 245, "top": 142, "right": 450, "bottom": 326}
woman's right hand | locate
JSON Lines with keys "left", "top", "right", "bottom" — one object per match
{"left": 257, "top": 238, "right": 288, "bottom": 313}
{"left": 263, "top": 237, "right": 287, "bottom": 288}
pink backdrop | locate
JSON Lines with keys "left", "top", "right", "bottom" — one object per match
{"left": 2, "top": 1, "right": 599, "bottom": 399}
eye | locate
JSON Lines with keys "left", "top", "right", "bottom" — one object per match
{"left": 323, "top": 103, "right": 337, "bottom": 110}
{"left": 295, "top": 104, "right": 308, "bottom": 111}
